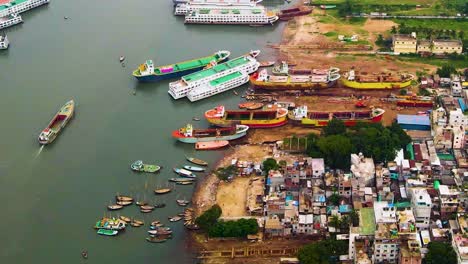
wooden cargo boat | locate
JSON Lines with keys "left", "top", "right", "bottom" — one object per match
{"left": 38, "top": 100, "right": 74, "bottom": 144}
{"left": 205, "top": 105, "right": 288, "bottom": 128}
{"left": 288, "top": 105, "right": 385, "bottom": 127}
{"left": 278, "top": 6, "right": 312, "bottom": 21}
{"left": 342, "top": 70, "right": 414, "bottom": 89}
{"left": 195, "top": 141, "right": 229, "bottom": 150}
{"left": 185, "top": 156, "right": 208, "bottom": 166}
{"left": 172, "top": 124, "right": 248, "bottom": 143}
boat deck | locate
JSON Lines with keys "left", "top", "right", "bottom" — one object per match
{"left": 209, "top": 71, "right": 242, "bottom": 86}
{"left": 195, "top": 7, "right": 265, "bottom": 15}
{"left": 0, "top": 0, "right": 28, "bottom": 11}
{"left": 157, "top": 54, "right": 220, "bottom": 74}
{"left": 183, "top": 56, "right": 249, "bottom": 83}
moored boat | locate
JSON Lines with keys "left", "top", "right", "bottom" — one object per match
{"left": 97, "top": 229, "right": 118, "bottom": 236}
{"left": 173, "top": 168, "right": 196, "bottom": 178}
{"left": 116, "top": 195, "right": 133, "bottom": 202}
{"left": 288, "top": 105, "right": 385, "bottom": 127}
{"left": 140, "top": 205, "right": 155, "bottom": 210}
{"left": 116, "top": 200, "right": 132, "bottom": 206}
{"left": 195, "top": 141, "right": 229, "bottom": 150}
{"left": 146, "top": 237, "right": 167, "bottom": 243}
{"left": 94, "top": 217, "right": 126, "bottom": 230}
{"left": 172, "top": 124, "right": 249, "bottom": 143}
{"left": 154, "top": 203, "right": 166, "bottom": 208}
{"left": 277, "top": 6, "right": 312, "bottom": 21}
{"left": 250, "top": 67, "right": 340, "bottom": 90}
{"left": 154, "top": 188, "right": 172, "bottom": 195}
{"left": 0, "top": 13, "right": 23, "bottom": 30}
{"left": 169, "top": 177, "right": 196, "bottom": 183}
{"left": 186, "top": 156, "right": 208, "bottom": 166}
{"left": 130, "top": 160, "right": 161, "bottom": 173}
{"left": 107, "top": 204, "right": 123, "bottom": 211}
{"left": 132, "top": 50, "right": 230, "bottom": 82}
{"left": 141, "top": 209, "right": 153, "bottom": 213}
{"left": 38, "top": 100, "right": 75, "bottom": 145}
{"left": 341, "top": 69, "right": 414, "bottom": 89}
{"left": 176, "top": 181, "right": 193, "bottom": 185}
{"left": 119, "top": 216, "right": 131, "bottom": 223}
{"left": 133, "top": 219, "right": 144, "bottom": 225}
{"left": 182, "top": 165, "right": 205, "bottom": 172}
{"left": 205, "top": 105, "right": 288, "bottom": 128}
{"left": 169, "top": 216, "right": 183, "bottom": 222}
{"left": 259, "top": 61, "right": 275, "bottom": 67}
{"left": 184, "top": 5, "right": 278, "bottom": 25}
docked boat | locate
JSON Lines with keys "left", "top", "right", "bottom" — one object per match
{"left": 184, "top": 5, "right": 278, "bottom": 25}
{"left": 341, "top": 69, "right": 414, "bottom": 89}
{"left": 141, "top": 209, "right": 153, "bottom": 213}
{"left": 97, "top": 229, "right": 118, "bottom": 236}
{"left": 0, "top": 13, "right": 22, "bottom": 30}
{"left": 38, "top": 100, "right": 74, "bottom": 145}
{"left": 131, "top": 222, "right": 143, "bottom": 227}
{"left": 205, "top": 105, "right": 288, "bottom": 128}
{"left": 107, "top": 204, "right": 123, "bottom": 211}
{"left": 250, "top": 67, "right": 340, "bottom": 90}
{"left": 150, "top": 220, "right": 160, "bottom": 226}
{"left": 116, "top": 195, "right": 133, "bottom": 202}
{"left": 183, "top": 165, "right": 205, "bottom": 172}
{"left": 173, "top": 168, "right": 196, "bottom": 178}
{"left": 271, "top": 61, "right": 289, "bottom": 76}
{"left": 169, "top": 177, "right": 196, "bottom": 183}
{"left": 136, "top": 201, "right": 148, "bottom": 206}
{"left": 119, "top": 216, "right": 131, "bottom": 223}
{"left": 169, "top": 216, "right": 183, "bottom": 222}
{"left": 172, "top": 124, "right": 249, "bottom": 143}
{"left": 186, "top": 156, "right": 208, "bottom": 166}
{"left": 169, "top": 50, "right": 260, "bottom": 101}
{"left": 277, "top": 6, "right": 312, "bottom": 21}
{"left": 238, "top": 102, "right": 264, "bottom": 109}
{"left": 288, "top": 105, "right": 385, "bottom": 127}
{"left": 141, "top": 205, "right": 155, "bottom": 210}
{"left": 174, "top": 0, "right": 262, "bottom": 15}
{"left": 154, "top": 203, "right": 166, "bottom": 208}
{"left": 133, "top": 219, "right": 144, "bottom": 225}
{"left": 132, "top": 50, "right": 230, "bottom": 82}
{"left": 259, "top": 61, "right": 275, "bottom": 67}
{"left": 195, "top": 141, "right": 229, "bottom": 150}
{"left": 0, "top": 0, "right": 50, "bottom": 17}
{"left": 116, "top": 200, "right": 132, "bottom": 206}
{"left": 94, "top": 217, "right": 126, "bottom": 230}
{"left": 176, "top": 199, "right": 190, "bottom": 205}
{"left": 176, "top": 181, "right": 193, "bottom": 185}
{"left": 130, "top": 160, "right": 161, "bottom": 173}
{"left": 154, "top": 188, "right": 172, "bottom": 195}
{"left": 0, "top": 33, "right": 9, "bottom": 49}
{"left": 146, "top": 237, "right": 167, "bottom": 243}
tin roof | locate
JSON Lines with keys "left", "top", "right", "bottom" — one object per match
{"left": 397, "top": 114, "right": 430, "bottom": 126}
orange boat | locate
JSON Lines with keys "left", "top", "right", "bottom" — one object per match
{"left": 205, "top": 105, "right": 288, "bottom": 128}
{"left": 195, "top": 141, "right": 229, "bottom": 150}
{"left": 238, "top": 102, "right": 264, "bottom": 110}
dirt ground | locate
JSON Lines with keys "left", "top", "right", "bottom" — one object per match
{"left": 217, "top": 177, "right": 250, "bottom": 217}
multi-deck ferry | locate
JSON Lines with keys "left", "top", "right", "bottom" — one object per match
{"left": 342, "top": 69, "right": 414, "bottom": 89}
{"left": 175, "top": 0, "right": 262, "bottom": 15}
{"left": 288, "top": 105, "right": 385, "bottom": 127}
{"left": 250, "top": 67, "right": 340, "bottom": 90}
{"left": 205, "top": 105, "right": 288, "bottom": 128}
{"left": 0, "top": 13, "right": 22, "bottom": 29}
{"left": 132, "top": 50, "right": 230, "bottom": 82}
{"left": 184, "top": 5, "right": 278, "bottom": 25}
{"left": 168, "top": 50, "right": 260, "bottom": 101}
{"left": 0, "top": 0, "right": 49, "bottom": 17}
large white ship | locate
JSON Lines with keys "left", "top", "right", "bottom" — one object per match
{"left": 169, "top": 50, "right": 260, "bottom": 101}
{"left": 0, "top": 0, "right": 49, "bottom": 17}
{"left": 175, "top": 0, "right": 262, "bottom": 16}
{"left": 0, "top": 13, "right": 22, "bottom": 29}
{"left": 184, "top": 5, "right": 278, "bottom": 25}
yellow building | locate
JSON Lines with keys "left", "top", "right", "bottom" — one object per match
{"left": 432, "top": 39, "right": 463, "bottom": 55}
{"left": 393, "top": 34, "right": 417, "bottom": 54}
{"left": 416, "top": 40, "right": 431, "bottom": 53}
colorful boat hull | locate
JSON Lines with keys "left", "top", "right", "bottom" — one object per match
{"left": 205, "top": 106, "right": 288, "bottom": 128}
{"left": 38, "top": 100, "right": 74, "bottom": 145}
{"left": 172, "top": 125, "right": 249, "bottom": 143}
{"left": 132, "top": 51, "right": 230, "bottom": 82}
{"left": 249, "top": 68, "right": 340, "bottom": 90}
{"left": 341, "top": 71, "right": 414, "bottom": 89}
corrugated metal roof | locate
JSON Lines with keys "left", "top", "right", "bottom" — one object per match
{"left": 397, "top": 114, "right": 430, "bottom": 126}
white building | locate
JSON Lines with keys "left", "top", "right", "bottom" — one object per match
{"left": 350, "top": 153, "right": 375, "bottom": 187}
{"left": 311, "top": 158, "right": 325, "bottom": 178}
{"left": 449, "top": 109, "right": 468, "bottom": 128}
{"left": 374, "top": 201, "right": 397, "bottom": 223}
{"left": 409, "top": 188, "right": 432, "bottom": 230}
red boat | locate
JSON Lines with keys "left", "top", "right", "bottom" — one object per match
{"left": 396, "top": 100, "right": 433, "bottom": 107}
{"left": 195, "top": 141, "right": 229, "bottom": 150}
{"left": 278, "top": 6, "right": 313, "bottom": 21}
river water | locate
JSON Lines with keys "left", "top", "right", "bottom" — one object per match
{"left": 0, "top": 0, "right": 288, "bottom": 263}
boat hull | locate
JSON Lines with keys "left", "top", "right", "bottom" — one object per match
{"left": 250, "top": 78, "right": 336, "bottom": 90}
{"left": 38, "top": 100, "right": 75, "bottom": 145}
{"left": 205, "top": 117, "right": 287, "bottom": 128}
{"left": 341, "top": 78, "right": 412, "bottom": 89}
{"left": 172, "top": 130, "right": 247, "bottom": 143}
{"left": 298, "top": 113, "right": 384, "bottom": 127}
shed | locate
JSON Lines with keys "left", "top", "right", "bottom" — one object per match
{"left": 397, "top": 114, "right": 430, "bottom": 131}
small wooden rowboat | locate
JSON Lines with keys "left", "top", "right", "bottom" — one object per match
{"left": 183, "top": 165, "right": 205, "bottom": 172}
{"left": 245, "top": 103, "right": 264, "bottom": 110}
{"left": 116, "top": 195, "right": 133, "bottom": 202}
{"left": 259, "top": 61, "right": 275, "bottom": 67}
{"left": 107, "top": 204, "right": 123, "bottom": 211}
{"left": 136, "top": 201, "right": 148, "bottom": 206}
{"left": 195, "top": 141, "right": 229, "bottom": 150}
{"left": 154, "top": 188, "right": 172, "bottom": 195}
{"left": 131, "top": 222, "right": 143, "bottom": 227}
{"left": 151, "top": 220, "right": 160, "bottom": 226}
{"left": 176, "top": 181, "right": 193, "bottom": 185}
{"left": 146, "top": 237, "right": 167, "bottom": 243}
{"left": 116, "top": 200, "right": 132, "bottom": 206}
{"left": 119, "top": 216, "right": 131, "bottom": 223}
{"left": 185, "top": 156, "right": 208, "bottom": 166}
{"left": 141, "top": 209, "right": 153, "bottom": 213}
{"left": 133, "top": 219, "right": 144, "bottom": 225}
{"left": 141, "top": 205, "right": 155, "bottom": 210}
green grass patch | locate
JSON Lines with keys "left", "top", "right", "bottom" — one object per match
{"left": 324, "top": 31, "right": 338, "bottom": 37}
{"left": 345, "top": 40, "right": 371, "bottom": 45}
{"left": 393, "top": 19, "right": 468, "bottom": 33}
{"left": 313, "top": 0, "right": 432, "bottom": 4}
{"left": 396, "top": 56, "right": 468, "bottom": 69}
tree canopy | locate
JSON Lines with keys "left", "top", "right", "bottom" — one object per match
{"left": 262, "top": 158, "right": 279, "bottom": 173}
{"left": 298, "top": 239, "right": 348, "bottom": 264}
{"left": 436, "top": 64, "right": 457, "bottom": 78}
{"left": 208, "top": 218, "right": 259, "bottom": 238}
{"left": 424, "top": 242, "right": 457, "bottom": 264}
{"left": 306, "top": 121, "right": 411, "bottom": 169}
{"left": 322, "top": 118, "right": 346, "bottom": 136}
{"left": 195, "top": 204, "right": 222, "bottom": 231}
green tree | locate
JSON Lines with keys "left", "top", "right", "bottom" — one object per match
{"left": 338, "top": 0, "right": 352, "bottom": 17}
{"left": 215, "top": 165, "right": 238, "bottom": 181}
{"left": 298, "top": 239, "right": 348, "bottom": 264}
{"left": 436, "top": 64, "right": 457, "bottom": 78}
{"left": 424, "top": 242, "right": 457, "bottom": 264}
{"left": 349, "top": 209, "right": 359, "bottom": 226}
{"left": 329, "top": 215, "right": 340, "bottom": 229}
{"left": 399, "top": 89, "right": 408, "bottom": 95}
{"left": 390, "top": 26, "right": 397, "bottom": 34}
{"left": 208, "top": 218, "right": 259, "bottom": 238}
{"left": 195, "top": 204, "right": 222, "bottom": 231}
{"left": 262, "top": 158, "right": 279, "bottom": 173}
{"left": 322, "top": 118, "right": 346, "bottom": 136}
{"left": 317, "top": 135, "right": 352, "bottom": 169}
{"left": 306, "top": 133, "right": 322, "bottom": 158}
{"left": 329, "top": 193, "right": 342, "bottom": 206}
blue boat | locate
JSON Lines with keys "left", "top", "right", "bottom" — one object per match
{"left": 132, "top": 50, "right": 230, "bottom": 82}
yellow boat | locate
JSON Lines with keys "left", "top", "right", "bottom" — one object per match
{"left": 204, "top": 105, "right": 288, "bottom": 128}
{"left": 341, "top": 70, "right": 414, "bottom": 89}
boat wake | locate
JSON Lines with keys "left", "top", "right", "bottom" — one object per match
{"left": 34, "top": 145, "right": 44, "bottom": 159}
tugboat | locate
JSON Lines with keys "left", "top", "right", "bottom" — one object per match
{"left": 38, "top": 100, "right": 75, "bottom": 145}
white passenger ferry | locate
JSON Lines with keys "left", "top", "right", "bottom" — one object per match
{"left": 175, "top": 0, "right": 262, "bottom": 16}
{"left": 184, "top": 5, "right": 278, "bottom": 25}
{"left": 0, "top": 33, "right": 9, "bottom": 49}
{"left": 0, "top": 0, "right": 49, "bottom": 17}
{"left": 169, "top": 50, "right": 260, "bottom": 101}
{"left": 0, "top": 13, "right": 22, "bottom": 29}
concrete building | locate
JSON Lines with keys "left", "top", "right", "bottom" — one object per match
{"left": 399, "top": 240, "right": 422, "bottom": 264}
{"left": 409, "top": 188, "right": 432, "bottom": 230}
{"left": 449, "top": 109, "right": 468, "bottom": 128}
{"left": 374, "top": 201, "right": 397, "bottom": 224}
{"left": 438, "top": 184, "right": 460, "bottom": 219}
{"left": 432, "top": 39, "right": 463, "bottom": 55}
{"left": 452, "top": 213, "right": 468, "bottom": 264}
{"left": 393, "top": 34, "right": 417, "bottom": 54}
{"left": 311, "top": 158, "right": 325, "bottom": 178}
{"left": 416, "top": 40, "right": 431, "bottom": 54}
{"left": 374, "top": 223, "right": 400, "bottom": 263}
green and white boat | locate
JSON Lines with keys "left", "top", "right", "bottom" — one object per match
{"left": 97, "top": 229, "right": 118, "bottom": 236}
{"left": 130, "top": 160, "right": 161, "bottom": 173}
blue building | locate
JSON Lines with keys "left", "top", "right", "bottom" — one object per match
{"left": 397, "top": 114, "right": 431, "bottom": 131}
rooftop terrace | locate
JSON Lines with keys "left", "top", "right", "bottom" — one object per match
{"left": 359, "top": 208, "right": 376, "bottom": 236}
